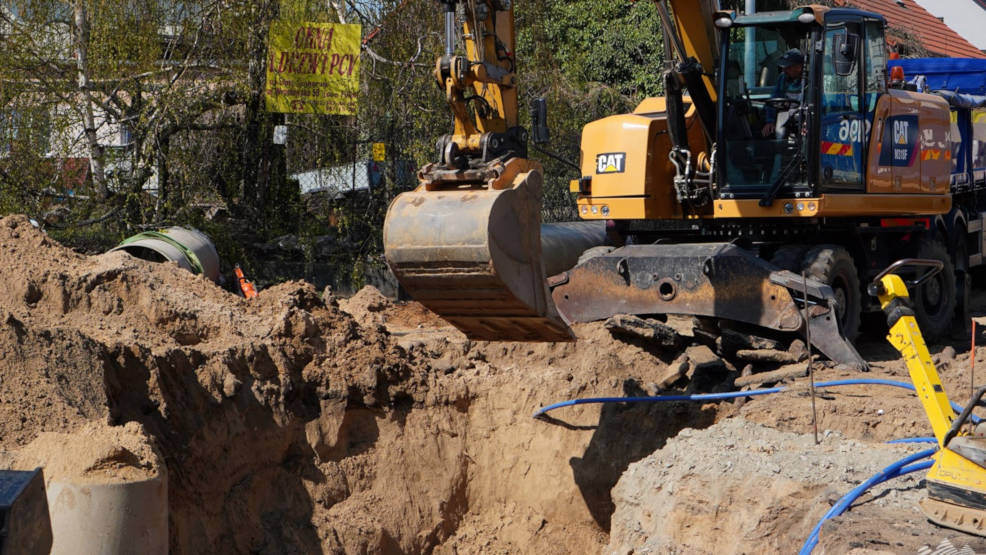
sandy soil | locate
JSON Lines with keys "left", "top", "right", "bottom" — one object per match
{"left": 4, "top": 212, "right": 986, "bottom": 553}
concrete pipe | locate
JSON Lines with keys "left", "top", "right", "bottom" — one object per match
{"left": 540, "top": 221, "right": 608, "bottom": 277}
{"left": 47, "top": 472, "right": 167, "bottom": 555}
{"left": 110, "top": 227, "right": 220, "bottom": 283}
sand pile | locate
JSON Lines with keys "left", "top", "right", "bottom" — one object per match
{"left": 7, "top": 421, "right": 161, "bottom": 484}
{"left": 0, "top": 215, "right": 636, "bottom": 553}
{"left": 4, "top": 212, "right": 986, "bottom": 553}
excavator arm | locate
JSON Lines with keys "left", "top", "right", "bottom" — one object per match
{"left": 433, "top": 0, "right": 523, "bottom": 161}
{"left": 383, "top": 0, "right": 726, "bottom": 343}
{"left": 383, "top": 0, "right": 570, "bottom": 341}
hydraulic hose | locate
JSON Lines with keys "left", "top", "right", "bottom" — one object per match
{"left": 798, "top": 448, "right": 937, "bottom": 554}
{"left": 534, "top": 379, "right": 980, "bottom": 424}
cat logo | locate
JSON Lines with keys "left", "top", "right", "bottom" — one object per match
{"left": 596, "top": 152, "right": 626, "bottom": 174}
{"left": 893, "top": 120, "right": 909, "bottom": 145}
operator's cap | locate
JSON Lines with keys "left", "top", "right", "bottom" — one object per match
{"left": 778, "top": 48, "right": 805, "bottom": 68}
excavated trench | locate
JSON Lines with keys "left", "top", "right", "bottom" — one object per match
{"left": 4, "top": 214, "right": 986, "bottom": 553}
{"left": 0, "top": 215, "right": 726, "bottom": 553}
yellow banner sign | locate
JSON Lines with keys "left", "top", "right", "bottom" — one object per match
{"left": 265, "top": 22, "right": 361, "bottom": 115}
{"left": 372, "top": 142, "right": 386, "bottom": 161}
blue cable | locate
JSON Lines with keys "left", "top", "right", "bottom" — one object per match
{"left": 799, "top": 448, "right": 937, "bottom": 554}
{"left": 534, "top": 379, "right": 976, "bottom": 553}
{"left": 886, "top": 437, "right": 937, "bottom": 444}
{"left": 534, "top": 378, "right": 981, "bottom": 424}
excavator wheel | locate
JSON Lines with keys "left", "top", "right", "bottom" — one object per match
{"left": 801, "top": 245, "right": 861, "bottom": 341}
{"left": 950, "top": 232, "right": 972, "bottom": 340}
{"left": 912, "top": 237, "right": 956, "bottom": 344}
{"left": 768, "top": 244, "right": 808, "bottom": 272}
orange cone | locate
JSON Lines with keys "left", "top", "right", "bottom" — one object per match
{"left": 234, "top": 264, "right": 257, "bottom": 299}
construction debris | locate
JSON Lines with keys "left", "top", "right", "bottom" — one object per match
{"left": 604, "top": 314, "right": 682, "bottom": 348}
{"left": 733, "top": 364, "right": 808, "bottom": 387}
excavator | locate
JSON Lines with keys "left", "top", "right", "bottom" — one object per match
{"left": 383, "top": 1, "right": 976, "bottom": 368}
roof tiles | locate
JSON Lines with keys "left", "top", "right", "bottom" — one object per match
{"left": 836, "top": 0, "right": 986, "bottom": 58}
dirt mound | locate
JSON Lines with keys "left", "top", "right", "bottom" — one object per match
{"left": 0, "top": 215, "right": 660, "bottom": 553}
{"left": 5, "top": 421, "right": 161, "bottom": 484}
{"left": 0, "top": 215, "right": 419, "bottom": 552}
{"left": 607, "top": 417, "right": 986, "bottom": 554}
{"left": 337, "top": 284, "right": 391, "bottom": 327}
{"left": 338, "top": 285, "right": 452, "bottom": 332}
{"left": 6, "top": 211, "right": 985, "bottom": 554}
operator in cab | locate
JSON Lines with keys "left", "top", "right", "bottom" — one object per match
{"left": 762, "top": 49, "right": 805, "bottom": 138}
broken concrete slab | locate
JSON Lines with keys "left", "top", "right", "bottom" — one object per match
{"left": 604, "top": 314, "right": 682, "bottom": 349}
{"left": 721, "top": 328, "right": 784, "bottom": 353}
{"left": 735, "top": 349, "right": 802, "bottom": 364}
{"left": 733, "top": 364, "right": 808, "bottom": 388}
{"left": 656, "top": 356, "right": 690, "bottom": 388}
{"left": 683, "top": 344, "right": 726, "bottom": 381}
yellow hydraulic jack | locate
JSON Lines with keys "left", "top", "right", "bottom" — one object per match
{"left": 871, "top": 259, "right": 986, "bottom": 536}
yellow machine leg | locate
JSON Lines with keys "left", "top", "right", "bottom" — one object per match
{"left": 874, "top": 264, "right": 986, "bottom": 535}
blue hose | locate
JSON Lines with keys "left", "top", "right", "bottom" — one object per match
{"left": 886, "top": 437, "right": 937, "bottom": 444}
{"left": 799, "top": 448, "right": 937, "bottom": 554}
{"left": 535, "top": 379, "right": 973, "bottom": 552}
{"left": 534, "top": 378, "right": 980, "bottom": 424}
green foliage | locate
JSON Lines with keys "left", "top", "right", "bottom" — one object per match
{"left": 520, "top": 0, "right": 665, "bottom": 99}
{"left": 87, "top": 0, "right": 163, "bottom": 76}
{"left": 514, "top": 0, "right": 664, "bottom": 221}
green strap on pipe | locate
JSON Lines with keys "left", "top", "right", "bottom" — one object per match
{"left": 117, "top": 230, "right": 206, "bottom": 276}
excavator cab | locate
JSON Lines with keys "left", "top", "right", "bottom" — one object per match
{"left": 719, "top": 23, "right": 811, "bottom": 193}
{"left": 714, "top": 7, "right": 884, "bottom": 202}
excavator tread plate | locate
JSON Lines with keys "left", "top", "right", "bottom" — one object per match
{"left": 550, "top": 242, "right": 866, "bottom": 367}
{"left": 552, "top": 243, "right": 804, "bottom": 331}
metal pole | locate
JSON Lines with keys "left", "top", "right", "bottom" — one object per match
{"left": 972, "top": 319, "right": 977, "bottom": 399}
{"left": 803, "top": 271, "right": 819, "bottom": 445}
{"left": 655, "top": 0, "right": 688, "bottom": 64}
{"left": 744, "top": 0, "right": 757, "bottom": 88}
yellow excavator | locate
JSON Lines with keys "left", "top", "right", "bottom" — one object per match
{"left": 384, "top": 1, "right": 977, "bottom": 366}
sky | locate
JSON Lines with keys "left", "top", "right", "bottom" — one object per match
{"left": 914, "top": 0, "right": 986, "bottom": 50}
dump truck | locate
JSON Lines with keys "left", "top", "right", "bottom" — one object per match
{"left": 383, "top": 1, "right": 986, "bottom": 365}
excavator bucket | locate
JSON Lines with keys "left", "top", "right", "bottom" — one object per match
{"left": 383, "top": 169, "right": 574, "bottom": 342}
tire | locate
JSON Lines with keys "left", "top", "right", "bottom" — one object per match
{"left": 769, "top": 244, "right": 808, "bottom": 272}
{"left": 801, "top": 245, "right": 861, "bottom": 340}
{"left": 911, "top": 238, "right": 956, "bottom": 344}
{"left": 951, "top": 232, "right": 971, "bottom": 339}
